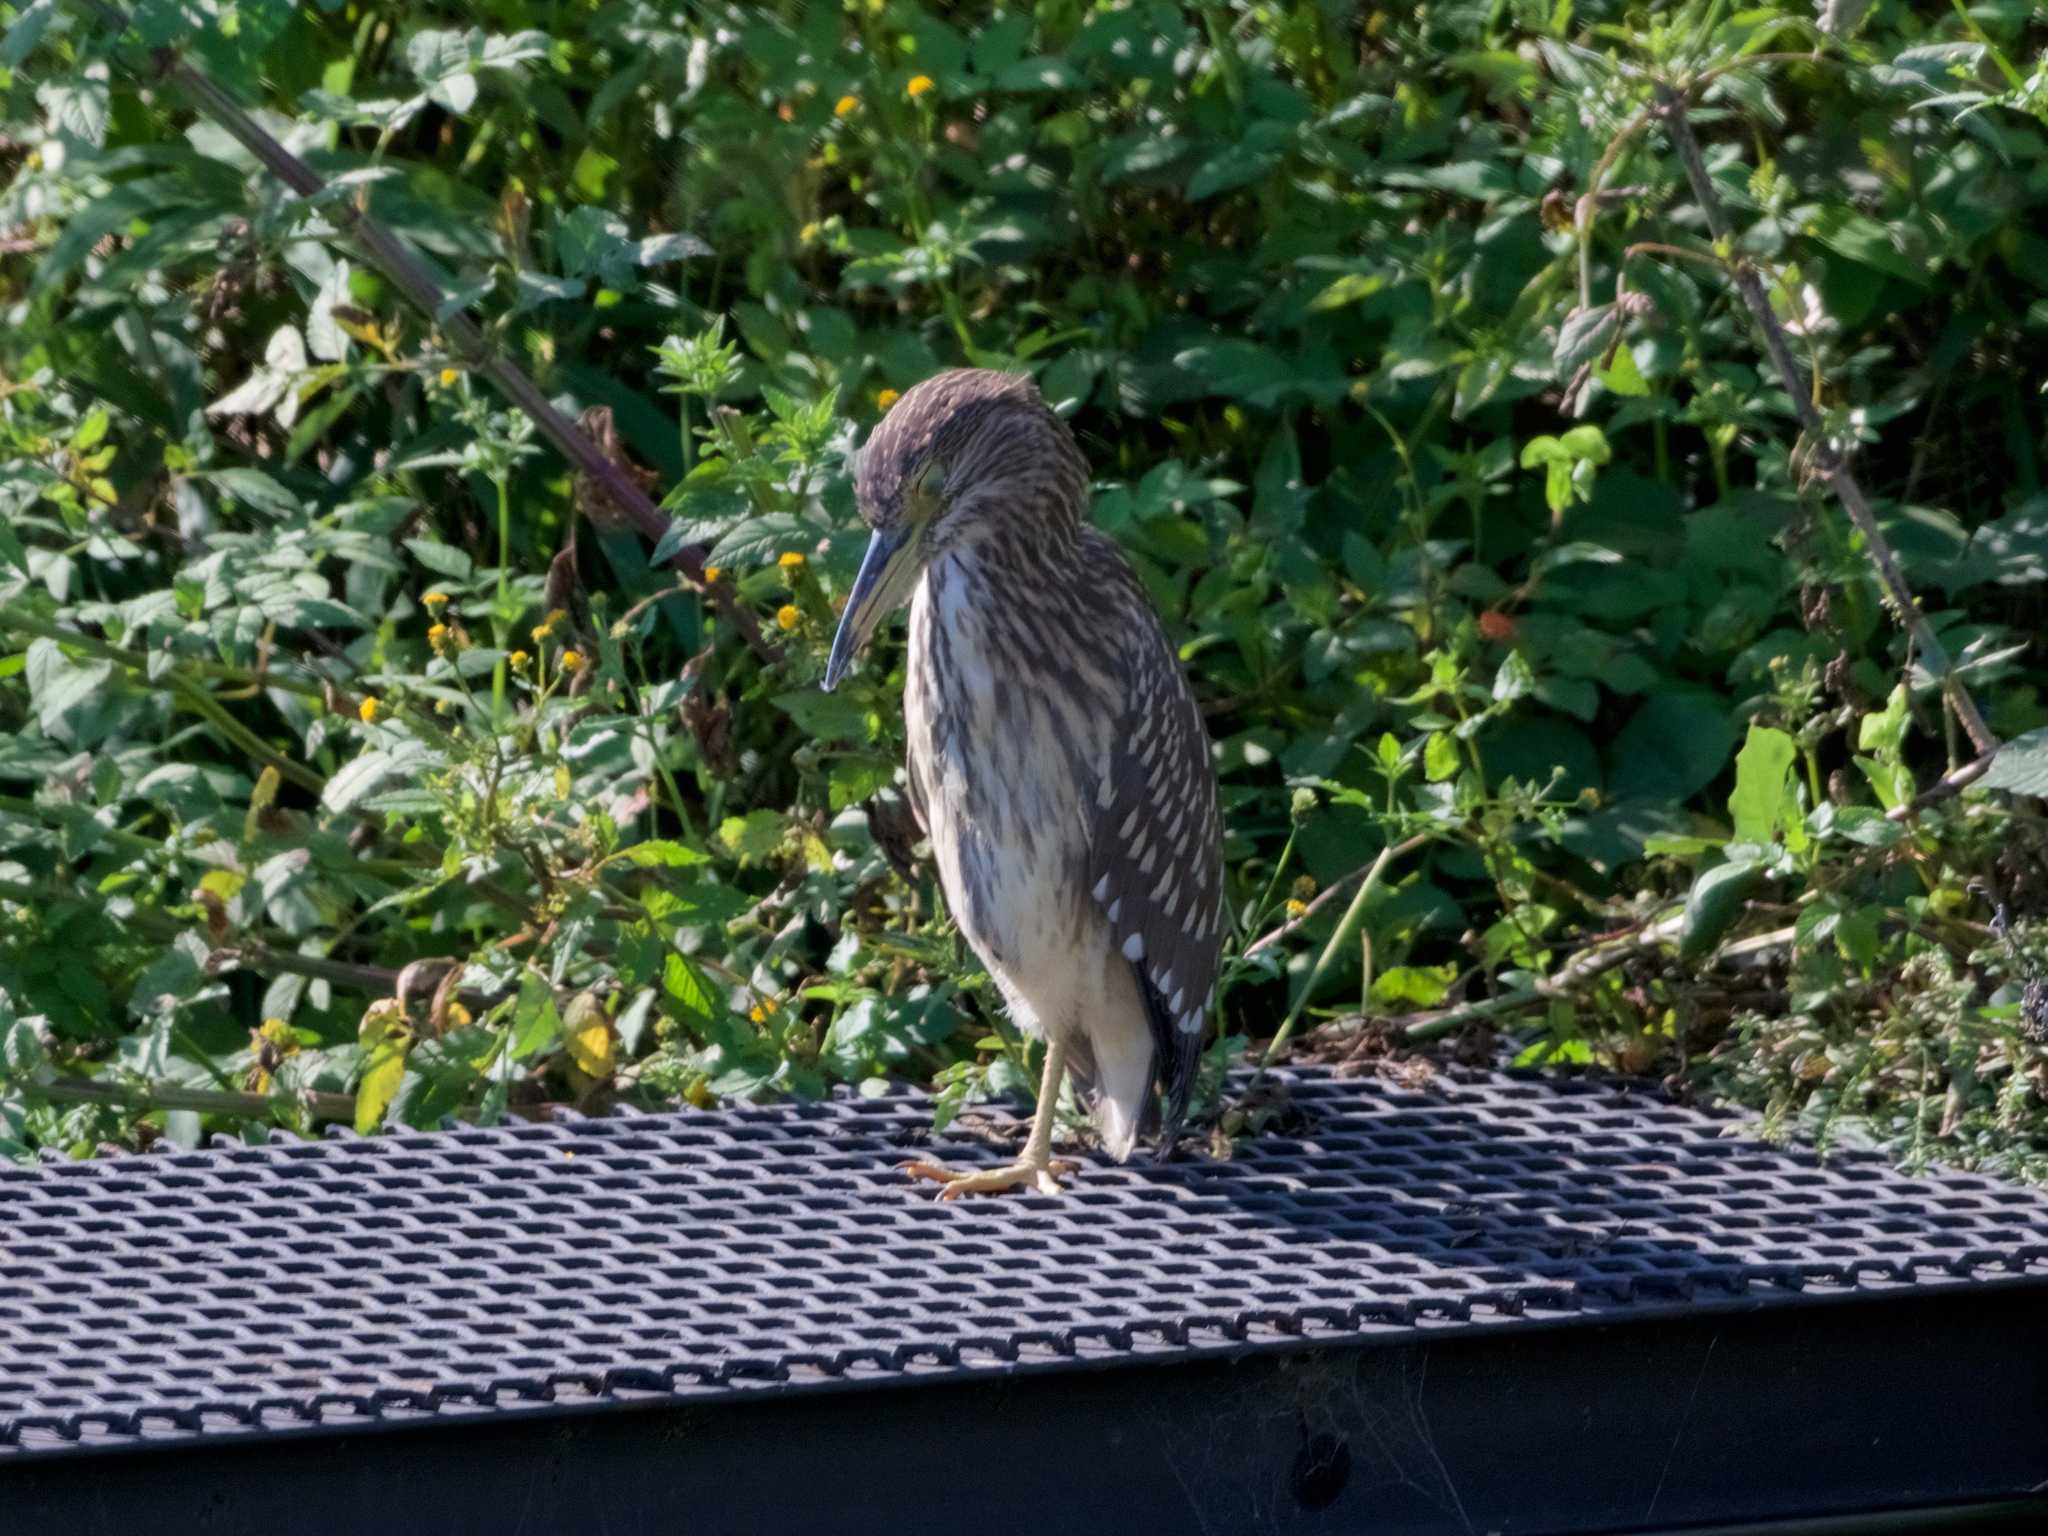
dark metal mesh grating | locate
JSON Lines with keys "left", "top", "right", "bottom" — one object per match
{"left": 6, "top": 1066, "right": 2048, "bottom": 1458}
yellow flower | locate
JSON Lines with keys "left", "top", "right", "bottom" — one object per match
{"left": 531, "top": 623, "right": 553, "bottom": 644}
{"left": 438, "top": 367, "right": 458, "bottom": 386}
{"left": 427, "top": 622, "right": 450, "bottom": 653}
{"left": 358, "top": 697, "right": 381, "bottom": 723}
{"left": 877, "top": 388, "right": 900, "bottom": 410}
{"left": 1285, "top": 898, "right": 1308, "bottom": 919}
{"left": 906, "top": 74, "right": 934, "bottom": 100}
{"left": 703, "top": 565, "right": 722, "bottom": 584}
{"left": 778, "top": 551, "right": 806, "bottom": 570}
{"left": 776, "top": 604, "right": 801, "bottom": 631}
{"left": 561, "top": 650, "right": 586, "bottom": 672}
{"left": 834, "top": 94, "right": 858, "bottom": 117}
{"left": 749, "top": 996, "right": 782, "bottom": 1024}
{"left": 799, "top": 221, "right": 821, "bottom": 243}
{"left": 423, "top": 591, "right": 449, "bottom": 610}
{"left": 509, "top": 650, "right": 530, "bottom": 669}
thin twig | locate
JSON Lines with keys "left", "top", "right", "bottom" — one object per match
{"left": 1244, "top": 852, "right": 1376, "bottom": 958}
{"left": 1886, "top": 748, "right": 1999, "bottom": 821}
{"left": 1254, "top": 833, "right": 1431, "bottom": 1077}
{"left": 1576, "top": 102, "right": 1658, "bottom": 308}
{"left": 71, "top": 0, "right": 780, "bottom": 667}
{"left": 23, "top": 1075, "right": 359, "bottom": 1123}
{"left": 1654, "top": 84, "right": 1997, "bottom": 758}
{"left": 1318, "top": 921, "right": 1802, "bottom": 1048}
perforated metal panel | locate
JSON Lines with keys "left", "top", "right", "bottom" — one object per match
{"left": 6, "top": 1067, "right": 2047, "bottom": 1459}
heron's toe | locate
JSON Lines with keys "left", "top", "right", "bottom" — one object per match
{"left": 900, "top": 1157, "right": 1075, "bottom": 1199}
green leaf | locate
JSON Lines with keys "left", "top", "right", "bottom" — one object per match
{"left": 1728, "top": 724, "right": 1798, "bottom": 844}
{"left": 1424, "top": 732, "right": 1461, "bottom": 782}
{"left": 405, "top": 538, "right": 475, "bottom": 580}
{"left": 1594, "top": 345, "right": 1649, "bottom": 397}
{"left": 321, "top": 745, "right": 425, "bottom": 819}
{"left": 1678, "top": 860, "right": 1761, "bottom": 962}
{"left": 1983, "top": 728, "right": 2048, "bottom": 797}
{"left": 509, "top": 974, "right": 561, "bottom": 1061}
{"left": 772, "top": 689, "right": 877, "bottom": 743}
{"left": 1609, "top": 691, "right": 1737, "bottom": 805}
{"left": 661, "top": 952, "right": 717, "bottom": 1030}
{"left": 718, "top": 811, "right": 784, "bottom": 862}
{"left": 1857, "top": 685, "right": 1911, "bottom": 756}
{"left": 614, "top": 839, "right": 711, "bottom": 869}
{"left": 23, "top": 639, "right": 117, "bottom": 748}
{"left": 829, "top": 755, "right": 897, "bottom": 810}
{"left": 355, "top": 1038, "right": 409, "bottom": 1133}
{"left": 1184, "top": 124, "right": 1292, "bottom": 201}
{"left": 1806, "top": 204, "right": 1931, "bottom": 286}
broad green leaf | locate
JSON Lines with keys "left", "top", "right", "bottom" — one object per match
{"left": 355, "top": 1039, "right": 409, "bottom": 1133}
{"left": 1678, "top": 860, "right": 1761, "bottom": 962}
{"left": 1728, "top": 724, "right": 1798, "bottom": 844}
{"left": 662, "top": 952, "right": 717, "bottom": 1030}
{"left": 1983, "top": 728, "right": 2048, "bottom": 797}
{"left": 614, "top": 840, "right": 712, "bottom": 869}
{"left": 772, "top": 689, "right": 877, "bottom": 743}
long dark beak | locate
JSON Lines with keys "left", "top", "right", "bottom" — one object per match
{"left": 824, "top": 527, "right": 915, "bottom": 691}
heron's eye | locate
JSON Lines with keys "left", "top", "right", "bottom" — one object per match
{"left": 909, "top": 457, "right": 946, "bottom": 513}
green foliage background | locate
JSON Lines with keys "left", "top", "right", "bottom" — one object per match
{"left": 3, "top": 0, "right": 2048, "bottom": 1171}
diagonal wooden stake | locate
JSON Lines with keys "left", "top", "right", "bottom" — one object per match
{"left": 71, "top": 0, "right": 782, "bottom": 666}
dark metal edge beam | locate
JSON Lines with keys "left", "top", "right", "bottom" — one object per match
{"left": 5, "top": 1287, "right": 2045, "bottom": 1535}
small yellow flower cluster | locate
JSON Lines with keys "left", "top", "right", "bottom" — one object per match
{"left": 561, "top": 650, "right": 587, "bottom": 672}
{"left": 509, "top": 650, "right": 531, "bottom": 670}
{"left": 358, "top": 697, "right": 381, "bottom": 723}
{"left": 834, "top": 95, "right": 858, "bottom": 117}
{"left": 877, "top": 388, "right": 900, "bottom": 410}
{"left": 427, "top": 622, "right": 450, "bottom": 655}
{"left": 1284, "top": 898, "right": 1308, "bottom": 919}
{"left": 423, "top": 591, "right": 449, "bottom": 611}
{"left": 778, "top": 551, "right": 806, "bottom": 571}
{"left": 906, "top": 74, "right": 934, "bottom": 100}
{"left": 748, "top": 996, "right": 782, "bottom": 1025}
{"left": 703, "top": 566, "right": 722, "bottom": 584}
{"left": 530, "top": 607, "right": 568, "bottom": 645}
{"left": 776, "top": 605, "right": 801, "bottom": 632}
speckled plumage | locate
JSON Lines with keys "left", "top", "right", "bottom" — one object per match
{"left": 846, "top": 369, "right": 1224, "bottom": 1163}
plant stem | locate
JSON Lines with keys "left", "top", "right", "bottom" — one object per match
{"left": 1655, "top": 83, "right": 1998, "bottom": 759}
{"left": 1259, "top": 833, "right": 1430, "bottom": 1070}
{"left": 167, "top": 675, "right": 326, "bottom": 796}
{"left": 23, "top": 1075, "right": 359, "bottom": 1123}
{"left": 493, "top": 474, "right": 511, "bottom": 726}
{"left": 0, "top": 603, "right": 325, "bottom": 700}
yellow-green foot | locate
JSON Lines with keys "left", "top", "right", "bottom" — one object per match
{"left": 901, "top": 1156, "right": 1076, "bottom": 1199}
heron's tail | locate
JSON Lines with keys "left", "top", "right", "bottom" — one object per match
{"left": 1062, "top": 1029, "right": 1152, "bottom": 1164}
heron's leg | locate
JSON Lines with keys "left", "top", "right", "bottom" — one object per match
{"left": 902, "top": 1034, "right": 1077, "bottom": 1199}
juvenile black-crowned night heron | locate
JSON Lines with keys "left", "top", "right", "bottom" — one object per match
{"left": 824, "top": 369, "right": 1224, "bottom": 1198}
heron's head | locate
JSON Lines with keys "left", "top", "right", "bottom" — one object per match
{"left": 824, "top": 368, "right": 1086, "bottom": 689}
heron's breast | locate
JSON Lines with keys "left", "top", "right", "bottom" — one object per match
{"left": 907, "top": 569, "right": 1113, "bottom": 963}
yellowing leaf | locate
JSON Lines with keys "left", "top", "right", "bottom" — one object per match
{"left": 566, "top": 1017, "right": 614, "bottom": 1078}
{"left": 562, "top": 990, "right": 615, "bottom": 1079}
{"left": 243, "top": 764, "right": 282, "bottom": 842}
{"left": 197, "top": 868, "right": 246, "bottom": 901}
{"left": 355, "top": 1039, "right": 409, "bottom": 1133}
